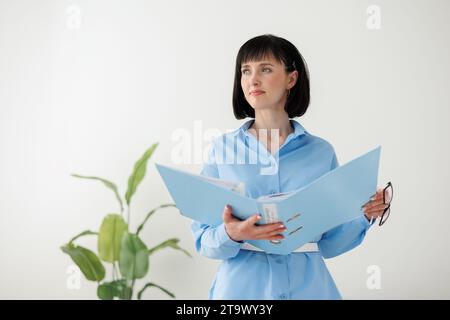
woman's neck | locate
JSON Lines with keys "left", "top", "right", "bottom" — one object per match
{"left": 250, "top": 111, "right": 293, "bottom": 139}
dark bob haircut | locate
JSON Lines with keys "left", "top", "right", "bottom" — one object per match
{"left": 232, "top": 34, "right": 310, "bottom": 119}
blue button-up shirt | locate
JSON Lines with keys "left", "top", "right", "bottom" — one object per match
{"left": 191, "top": 119, "right": 374, "bottom": 300}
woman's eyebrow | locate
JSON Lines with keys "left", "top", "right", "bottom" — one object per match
{"left": 241, "top": 62, "right": 274, "bottom": 68}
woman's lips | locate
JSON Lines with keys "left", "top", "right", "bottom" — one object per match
{"left": 250, "top": 91, "right": 265, "bottom": 96}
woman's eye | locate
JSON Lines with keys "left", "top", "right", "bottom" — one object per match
{"left": 241, "top": 68, "right": 271, "bottom": 75}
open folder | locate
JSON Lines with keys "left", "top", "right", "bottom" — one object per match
{"left": 156, "top": 146, "right": 381, "bottom": 255}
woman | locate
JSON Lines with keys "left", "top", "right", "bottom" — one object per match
{"left": 191, "top": 34, "right": 391, "bottom": 300}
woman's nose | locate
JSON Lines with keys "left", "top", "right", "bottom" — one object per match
{"left": 249, "top": 73, "right": 261, "bottom": 86}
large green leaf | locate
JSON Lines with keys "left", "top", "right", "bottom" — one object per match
{"left": 98, "top": 214, "right": 128, "bottom": 262}
{"left": 97, "top": 283, "right": 114, "bottom": 300}
{"left": 119, "top": 233, "right": 149, "bottom": 280}
{"left": 137, "top": 282, "right": 175, "bottom": 300}
{"left": 125, "top": 143, "right": 158, "bottom": 206}
{"left": 97, "top": 279, "right": 132, "bottom": 300}
{"left": 148, "top": 238, "right": 192, "bottom": 257}
{"left": 61, "top": 243, "right": 105, "bottom": 282}
{"left": 71, "top": 174, "right": 124, "bottom": 214}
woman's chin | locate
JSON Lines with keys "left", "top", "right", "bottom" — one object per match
{"left": 250, "top": 104, "right": 276, "bottom": 111}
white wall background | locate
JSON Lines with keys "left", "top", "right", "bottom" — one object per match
{"left": 1, "top": 0, "right": 449, "bottom": 299}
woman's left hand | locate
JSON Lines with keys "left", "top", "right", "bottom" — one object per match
{"left": 362, "top": 187, "right": 389, "bottom": 221}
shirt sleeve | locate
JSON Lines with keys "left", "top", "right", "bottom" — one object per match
{"left": 190, "top": 138, "right": 242, "bottom": 260}
{"left": 318, "top": 148, "right": 376, "bottom": 259}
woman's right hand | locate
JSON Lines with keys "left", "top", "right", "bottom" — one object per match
{"left": 222, "top": 204, "right": 286, "bottom": 242}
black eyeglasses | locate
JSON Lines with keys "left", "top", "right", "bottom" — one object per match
{"left": 379, "top": 181, "right": 393, "bottom": 226}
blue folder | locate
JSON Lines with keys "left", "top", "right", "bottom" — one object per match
{"left": 156, "top": 146, "right": 381, "bottom": 255}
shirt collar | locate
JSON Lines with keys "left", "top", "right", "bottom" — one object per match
{"left": 240, "top": 119, "right": 307, "bottom": 140}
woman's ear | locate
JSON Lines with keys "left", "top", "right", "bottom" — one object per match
{"left": 287, "top": 70, "right": 298, "bottom": 89}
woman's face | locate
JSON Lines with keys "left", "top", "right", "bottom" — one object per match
{"left": 240, "top": 55, "right": 297, "bottom": 112}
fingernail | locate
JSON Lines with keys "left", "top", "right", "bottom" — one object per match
{"left": 257, "top": 215, "right": 261, "bottom": 220}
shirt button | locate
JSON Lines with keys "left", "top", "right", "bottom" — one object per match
{"left": 279, "top": 293, "right": 288, "bottom": 300}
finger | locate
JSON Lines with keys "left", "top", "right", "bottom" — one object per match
{"left": 363, "top": 189, "right": 383, "bottom": 206}
{"left": 365, "top": 208, "right": 387, "bottom": 218}
{"left": 222, "top": 205, "right": 235, "bottom": 224}
{"left": 254, "top": 222, "right": 285, "bottom": 236}
{"left": 376, "top": 189, "right": 386, "bottom": 202}
{"left": 255, "top": 226, "right": 287, "bottom": 239}
{"left": 364, "top": 203, "right": 389, "bottom": 212}
{"left": 266, "top": 227, "right": 287, "bottom": 237}
{"left": 361, "top": 196, "right": 377, "bottom": 208}
{"left": 365, "top": 207, "right": 387, "bottom": 214}
{"left": 265, "top": 234, "right": 285, "bottom": 241}
{"left": 362, "top": 198, "right": 385, "bottom": 210}
{"left": 364, "top": 205, "right": 388, "bottom": 215}
{"left": 243, "top": 213, "right": 262, "bottom": 228}
{"left": 256, "top": 233, "right": 285, "bottom": 240}
{"left": 364, "top": 212, "right": 383, "bottom": 220}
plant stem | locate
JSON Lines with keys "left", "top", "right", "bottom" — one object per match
{"left": 68, "top": 230, "right": 98, "bottom": 244}
{"left": 115, "top": 261, "right": 122, "bottom": 278}
{"left": 112, "top": 263, "right": 116, "bottom": 281}
{"left": 130, "top": 279, "right": 136, "bottom": 300}
{"left": 127, "top": 207, "right": 131, "bottom": 227}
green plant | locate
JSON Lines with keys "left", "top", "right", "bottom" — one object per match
{"left": 61, "top": 143, "right": 190, "bottom": 300}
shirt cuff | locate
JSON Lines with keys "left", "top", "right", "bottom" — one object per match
{"left": 360, "top": 214, "right": 377, "bottom": 229}
{"left": 216, "top": 223, "right": 244, "bottom": 247}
